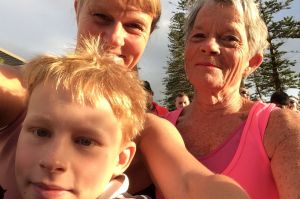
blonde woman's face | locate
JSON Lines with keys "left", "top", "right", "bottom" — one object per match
{"left": 75, "top": 0, "right": 153, "bottom": 69}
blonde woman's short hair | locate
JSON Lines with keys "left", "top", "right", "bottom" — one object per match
{"left": 185, "top": 0, "right": 269, "bottom": 56}
{"left": 77, "top": 0, "right": 161, "bottom": 33}
{"left": 24, "top": 37, "right": 147, "bottom": 144}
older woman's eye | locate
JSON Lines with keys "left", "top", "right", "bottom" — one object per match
{"left": 32, "top": 128, "right": 51, "bottom": 138}
{"left": 220, "top": 35, "right": 241, "bottom": 47}
{"left": 222, "top": 35, "right": 240, "bottom": 42}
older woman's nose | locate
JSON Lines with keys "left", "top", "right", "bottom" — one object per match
{"left": 103, "top": 23, "right": 126, "bottom": 48}
{"left": 200, "top": 37, "right": 220, "bottom": 55}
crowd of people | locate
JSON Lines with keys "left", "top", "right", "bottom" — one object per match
{"left": 0, "top": 0, "right": 299, "bottom": 199}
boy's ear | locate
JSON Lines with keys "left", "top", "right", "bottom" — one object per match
{"left": 243, "top": 53, "right": 263, "bottom": 77}
{"left": 113, "top": 142, "right": 136, "bottom": 176}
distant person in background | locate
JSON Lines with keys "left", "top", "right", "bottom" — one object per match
{"left": 239, "top": 87, "right": 250, "bottom": 99}
{"left": 270, "top": 91, "right": 290, "bottom": 108}
{"left": 143, "top": 80, "right": 169, "bottom": 117}
{"left": 289, "top": 96, "right": 299, "bottom": 112}
{"left": 175, "top": 92, "right": 190, "bottom": 109}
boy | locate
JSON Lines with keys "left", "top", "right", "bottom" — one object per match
{"left": 13, "top": 38, "right": 149, "bottom": 199}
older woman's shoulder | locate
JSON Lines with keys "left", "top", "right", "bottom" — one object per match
{"left": 264, "top": 108, "right": 300, "bottom": 158}
{"left": 263, "top": 108, "right": 300, "bottom": 197}
{"left": 269, "top": 108, "right": 300, "bottom": 127}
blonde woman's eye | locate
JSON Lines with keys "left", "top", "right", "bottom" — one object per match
{"left": 125, "top": 23, "right": 147, "bottom": 36}
{"left": 192, "top": 33, "right": 205, "bottom": 39}
{"left": 93, "top": 13, "right": 113, "bottom": 24}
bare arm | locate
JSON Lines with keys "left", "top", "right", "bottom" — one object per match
{"left": 264, "top": 109, "right": 300, "bottom": 199}
{"left": 0, "top": 64, "right": 26, "bottom": 129}
{"left": 138, "top": 113, "right": 249, "bottom": 199}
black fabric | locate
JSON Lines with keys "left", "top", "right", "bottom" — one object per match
{"left": 134, "top": 184, "right": 156, "bottom": 199}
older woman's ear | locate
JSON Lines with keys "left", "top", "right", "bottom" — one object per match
{"left": 243, "top": 53, "right": 263, "bottom": 77}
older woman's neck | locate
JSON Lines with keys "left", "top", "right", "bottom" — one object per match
{"left": 190, "top": 90, "right": 244, "bottom": 114}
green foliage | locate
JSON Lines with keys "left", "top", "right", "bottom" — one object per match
{"left": 0, "top": 58, "right": 4, "bottom": 64}
{"left": 163, "top": 0, "right": 194, "bottom": 110}
{"left": 247, "top": 0, "right": 300, "bottom": 98}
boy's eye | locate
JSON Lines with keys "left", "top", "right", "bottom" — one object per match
{"left": 75, "top": 137, "right": 97, "bottom": 147}
{"left": 32, "top": 128, "right": 51, "bottom": 138}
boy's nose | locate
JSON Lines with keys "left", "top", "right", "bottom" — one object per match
{"left": 39, "top": 159, "right": 67, "bottom": 173}
{"left": 39, "top": 142, "right": 68, "bottom": 173}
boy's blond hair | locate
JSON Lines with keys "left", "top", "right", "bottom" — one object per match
{"left": 24, "top": 37, "right": 147, "bottom": 144}
{"left": 77, "top": 0, "right": 161, "bottom": 33}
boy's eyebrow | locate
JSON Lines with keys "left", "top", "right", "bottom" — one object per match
{"left": 72, "top": 126, "right": 108, "bottom": 139}
{"left": 23, "top": 113, "right": 52, "bottom": 124}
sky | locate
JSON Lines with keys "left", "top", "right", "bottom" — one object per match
{"left": 0, "top": 0, "right": 299, "bottom": 101}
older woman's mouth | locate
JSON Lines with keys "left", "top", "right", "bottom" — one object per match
{"left": 195, "top": 62, "right": 219, "bottom": 68}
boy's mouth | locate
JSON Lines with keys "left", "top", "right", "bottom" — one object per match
{"left": 31, "top": 182, "right": 73, "bottom": 198}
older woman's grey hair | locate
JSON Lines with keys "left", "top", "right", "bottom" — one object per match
{"left": 185, "top": 0, "right": 269, "bottom": 56}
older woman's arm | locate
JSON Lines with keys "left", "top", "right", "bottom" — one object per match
{"left": 139, "top": 113, "right": 249, "bottom": 199}
{"left": 264, "top": 109, "right": 300, "bottom": 199}
{"left": 0, "top": 65, "right": 26, "bottom": 129}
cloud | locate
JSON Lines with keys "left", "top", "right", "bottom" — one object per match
{"left": 0, "top": 0, "right": 76, "bottom": 59}
{"left": 139, "top": 1, "right": 177, "bottom": 102}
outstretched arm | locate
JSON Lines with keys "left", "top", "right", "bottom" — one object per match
{"left": 138, "top": 113, "right": 249, "bottom": 199}
{"left": 0, "top": 65, "right": 26, "bottom": 129}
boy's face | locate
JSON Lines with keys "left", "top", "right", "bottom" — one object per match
{"left": 15, "top": 81, "right": 135, "bottom": 199}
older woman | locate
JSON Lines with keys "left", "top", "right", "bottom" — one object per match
{"left": 162, "top": 0, "right": 300, "bottom": 198}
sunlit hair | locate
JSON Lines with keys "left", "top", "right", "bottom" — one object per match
{"left": 185, "top": 0, "right": 269, "bottom": 56}
{"left": 77, "top": 0, "right": 161, "bottom": 33}
{"left": 24, "top": 37, "right": 147, "bottom": 144}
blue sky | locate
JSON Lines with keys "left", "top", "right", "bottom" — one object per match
{"left": 0, "top": 0, "right": 299, "bottom": 101}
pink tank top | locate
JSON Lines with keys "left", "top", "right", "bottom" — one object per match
{"left": 164, "top": 102, "right": 279, "bottom": 199}
{"left": 0, "top": 111, "right": 25, "bottom": 199}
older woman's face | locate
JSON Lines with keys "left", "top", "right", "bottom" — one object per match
{"left": 75, "top": 0, "right": 153, "bottom": 69}
{"left": 185, "top": 2, "right": 252, "bottom": 92}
